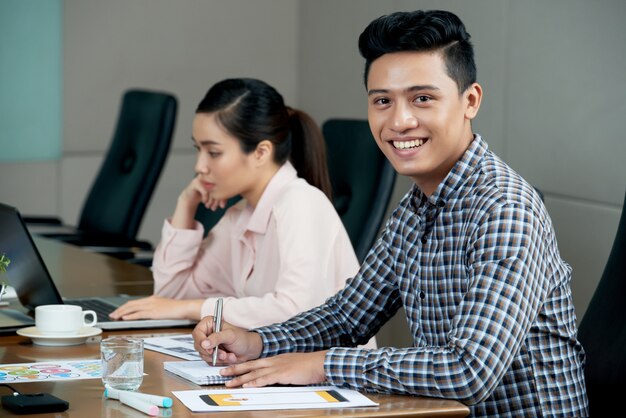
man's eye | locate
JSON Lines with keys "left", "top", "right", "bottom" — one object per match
{"left": 415, "top": 96, "right": 431, "bottom": 103}
{"left": 208, "top": 152, "right": 221, "bottom": 158}
{"left": 374, "top": 98, "right": 390, "bottom": 105}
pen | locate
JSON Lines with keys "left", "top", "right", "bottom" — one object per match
{"left": 104, "top": 387, "right": 173, "bottom": 407}
{"left": 212, "top": 297, "right": 223, "bottom": 366}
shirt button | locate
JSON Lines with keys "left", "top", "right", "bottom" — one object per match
{"left": 420, "top": 291, "right": 426, "bottom": 299}
{"left": 421, "top": 237, "right": 427, "bottom": 244}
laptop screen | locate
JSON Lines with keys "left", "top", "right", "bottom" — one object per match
{"left": 0, "top": 202, "right": 197, "bottom": 331}
{"left": 0, "top": 203, "right": 63, "bottom": 310}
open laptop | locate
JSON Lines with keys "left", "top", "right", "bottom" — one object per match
{"left": 0, "top": 202, "right": 196, "bottom": 332}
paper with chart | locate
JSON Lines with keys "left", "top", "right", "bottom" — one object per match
{"left": 0, "top": 360, "right": 101, "bottom": 383}
{"left": 172, "top": 385, "right": 378, "bottom": 412}
{"left": 142, "top": 334, "right": 201, "bottom": 360}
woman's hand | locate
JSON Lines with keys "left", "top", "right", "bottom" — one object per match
{"left": 181, "top": 176, "right": 227, "bottom": 211}
{"left": 109, "top": 296, "right": 203, "bottom": 320}
{"left": 171, "top": 176, "right": 228, "bottom": 229}
{"left": 222, "top": 351, "right": 328, "bottom": 388}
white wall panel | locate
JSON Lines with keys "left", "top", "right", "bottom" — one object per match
{"left": 545, "top": 195, "right": 622, "bottom": 322}
{"left": 0, "top": 163, "right": 59, "bottom": 214}
{"left": 505, "top": 0, "right": 626, "bottom": 205}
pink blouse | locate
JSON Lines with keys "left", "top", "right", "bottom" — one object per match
{"left": 152, "top": 162, "right": 360, "bottom": 329}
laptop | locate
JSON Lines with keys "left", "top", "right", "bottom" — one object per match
{"left": 0, "top": 202, "right": 196, "bottom": 332}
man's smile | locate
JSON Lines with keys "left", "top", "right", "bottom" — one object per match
{"left": 391, "top": 138, "right": 428, "bottom": 150}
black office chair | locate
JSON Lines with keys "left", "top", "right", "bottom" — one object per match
{"left": 194, "top": 197, "right": 242, "bottom": 238}
{"left": 322, "top": 119, "right": 396, "bottom": 262}
{"left": 25, "top": 89, "right": 178, "bottom": 258}
{"left": 577, "top": 189, "right": 626, "bottom": 416}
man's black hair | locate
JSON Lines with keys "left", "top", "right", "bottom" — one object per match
{"left": 358, "top": 10, "right": 476, "bottom": 93}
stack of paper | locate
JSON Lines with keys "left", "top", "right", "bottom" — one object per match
{"left": 143, "top": 334, "right": 201, "bottom": 360}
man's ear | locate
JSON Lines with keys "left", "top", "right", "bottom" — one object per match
{"left": 254, "top": 140, "right": 273, "bottom": 166}
{"left": 464, "top": 82, "right": 483, "bottom": 120}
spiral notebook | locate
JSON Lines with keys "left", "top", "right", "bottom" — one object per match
{"left": 164, "top": 361, "right": 229, "bottom": 385}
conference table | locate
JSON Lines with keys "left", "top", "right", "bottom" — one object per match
{"left": 0, "top": 237, "right": 470, "bottom": 417}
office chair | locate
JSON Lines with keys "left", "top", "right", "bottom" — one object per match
{"left": 194, "top": 196, "right": 242, "bottom": 238}
{"left": 25, "top": 89, "right": 178, "bottom": 258}
{"left": 322, "top": 119, "right": 396, "bottom": 262}
{"left": 577, "top": 189, "right": 626, "bottom": 416}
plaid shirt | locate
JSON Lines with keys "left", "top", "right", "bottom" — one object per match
{"left": 256, "top": 135, "right": 588, "bottom": 417}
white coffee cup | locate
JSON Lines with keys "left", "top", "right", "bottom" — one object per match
{"left": 35, "top": 304, "right": 98, "bottom": 335}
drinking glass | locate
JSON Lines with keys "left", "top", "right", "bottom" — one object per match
{"left": 101, "top": 337, "right": 143, "bottom": 391}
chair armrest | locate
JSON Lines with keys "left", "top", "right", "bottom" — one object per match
{"left": 81, "top": 246, "right": 152, "bottom": 261}
{"left": 40, "top": 233, "right": 153, "bottom": 250}
{"left": 22, "top": 215, "right": 64, "bottom": 225}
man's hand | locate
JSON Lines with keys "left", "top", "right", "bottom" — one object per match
{"left": 192, "top": 316, "right": 264, "bottom": 365}
{"left": 221, "top": 351, "right": 328, "bottom": 388}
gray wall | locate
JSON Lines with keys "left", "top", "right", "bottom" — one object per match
{"left": 1, "top": 0, "right": 624, "bottom": 346}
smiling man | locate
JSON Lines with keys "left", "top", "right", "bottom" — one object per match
{"left": 192, "top": 10, "right": 588, "bottom": 417}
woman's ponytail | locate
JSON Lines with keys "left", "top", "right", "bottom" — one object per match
{"left": 287, "top": 108, "right": 332, "bottom": 200}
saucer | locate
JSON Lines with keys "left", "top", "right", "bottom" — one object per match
{"left": 17, "top": 326, "right": 102, "bottom": 346}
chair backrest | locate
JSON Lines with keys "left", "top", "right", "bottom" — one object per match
{"left": 77, "top": 89, "right": 177, "bottom": 240}
{"left": 322, "top": 119, "right": 396, "bottom": 262}
{"left": 577, "top": 189, "right": 626, "bottom": 416}
{"left": 194, "top": 196, "right": 242, "bottom": 237}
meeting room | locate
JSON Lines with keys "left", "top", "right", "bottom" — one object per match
{"left": 0, "top": 1, "right": 624, "bottom": 416}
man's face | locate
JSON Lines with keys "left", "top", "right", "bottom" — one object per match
{"left": 367, "top": 51, "right": 481, "bottom": 195}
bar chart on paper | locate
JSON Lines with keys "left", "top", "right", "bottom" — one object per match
{"left": 173, "top": 386, "right": 378, "bottom": 412}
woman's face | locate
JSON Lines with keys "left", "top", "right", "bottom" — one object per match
{"left": 192, "top": 112, "right": 258, "bottom": 202}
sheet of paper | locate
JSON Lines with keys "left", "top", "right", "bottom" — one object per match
{"left": 143, "top": 334, "right": 201, "bottom": 360}
{"left": 0, "top": 360, "right": 101, "bottom": 383}
{"left": 172, "top": 386, "right": 378, "bottom": 412}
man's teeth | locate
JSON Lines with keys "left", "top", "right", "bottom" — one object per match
{"left": 393, "top": 139, "right": 425, "bottom": 149}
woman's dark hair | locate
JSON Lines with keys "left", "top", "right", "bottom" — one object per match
{"left": 196, "top": 78, "right": 332, "bottom": 199}
{"left": 358, "top": 10, "right": 476, "bottom": 93}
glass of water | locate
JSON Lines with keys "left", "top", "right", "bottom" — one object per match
{"left": 101, "top": 337, "right": 144, "bottom": 391}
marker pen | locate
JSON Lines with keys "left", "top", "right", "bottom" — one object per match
{"left": 118, "top": 391, "right": 159, "bottom": 416}
{"left": 104, "top": 387, "right": 173, "bottom": 408}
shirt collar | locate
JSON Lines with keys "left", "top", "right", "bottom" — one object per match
{"left": 410, "top": 134, "right": 487, "bottom": 209}
{"left": 239, "top": 161, "right": 298, "bottom": 235}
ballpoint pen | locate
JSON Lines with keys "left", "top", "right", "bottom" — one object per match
{"left": 212, "top": 297, "right": 223, "bottom": 366}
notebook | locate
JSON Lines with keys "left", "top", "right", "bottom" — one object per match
{"left": 164, "top": 361, "right": 229, "bottom": 385}
{"left": 0, "top": 202, "right": 196, "bottom": 332}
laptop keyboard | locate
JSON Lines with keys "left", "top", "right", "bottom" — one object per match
{"left": 65, "top": 299, "right": 117, "bottom": 323}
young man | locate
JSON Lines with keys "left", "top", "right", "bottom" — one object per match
{"left": 192, "top": 10, "right": 588, "bottom": 416}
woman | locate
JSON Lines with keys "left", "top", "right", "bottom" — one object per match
{"left": 110, "top": 78, "right": 359, "bottom": 329}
